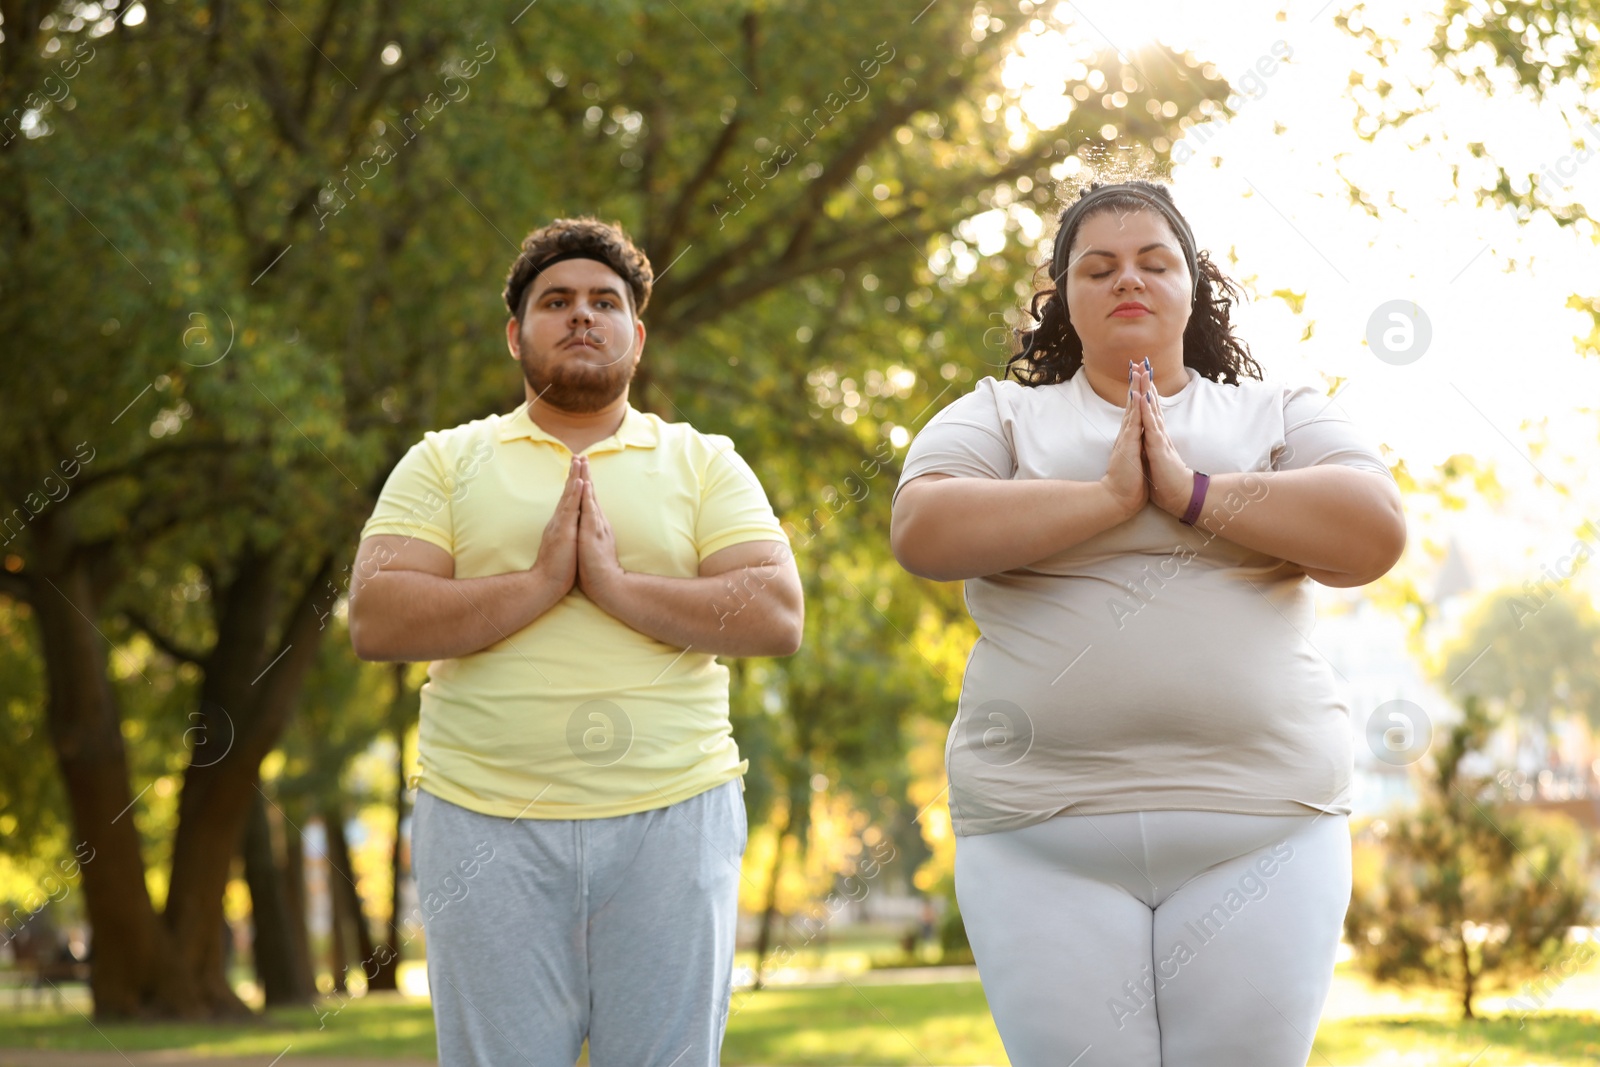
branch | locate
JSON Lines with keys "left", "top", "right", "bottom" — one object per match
{"left": 296, "top": 0, "right": 345, "bottom": 129}
{"left": 183, "top": 0, "right": 229, "bottom": 123}
{"left": 661, "top": 138, "right": 1058, "bottom": 338}
{"left": 664, "top": 86, "right": 935, "bottom": 312}
{"left": 653, "top": 109, "right": 742, "bottom": 262}
{"left": 122, "top": 607, "right": 207, "bottom": 666}
{"left": 250, "top": 46, "right": 312, "bottom": 154}
{"left": 779, "top": 89, "right": 938, "bottom": 263}
{"left": 73, "top": 441, "right": 240, "bottom": 496}
{"left": 239, "top": 553, "right": 337, "bottom": 759}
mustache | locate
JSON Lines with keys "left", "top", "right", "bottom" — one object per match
{"left": 564, "top": 327, "right": 606, "bottom": 347}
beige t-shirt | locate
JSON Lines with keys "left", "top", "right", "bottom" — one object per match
{"left": 893, "top": 366, "right": 1395, "bottom": 836}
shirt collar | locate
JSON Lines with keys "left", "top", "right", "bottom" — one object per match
{"left": 497, "top": 401, "right": 659, "bottom": 453}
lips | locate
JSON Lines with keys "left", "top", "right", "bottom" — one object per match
{"left": 1111, "top": 303, "right": 1150, "bottom": 317}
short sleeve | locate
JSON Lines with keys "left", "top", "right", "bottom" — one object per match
{"left": 892, "top": 377, "right": 1017, "bottom": 507}
{"left": 1272, "top": 384, "right": 1394, "bottom": 480}
{"left": 695, "top": 438, "right": 789, "bottom": 561}
{"left": 360, "top": 438, "right": 456, "bottom": 554}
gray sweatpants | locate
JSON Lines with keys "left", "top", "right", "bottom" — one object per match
{"left": 955, "top": 808, "right": 1351, "bottom": 1067}
{"left": 412, "top": 779, "right": 747, "bottom": 1066}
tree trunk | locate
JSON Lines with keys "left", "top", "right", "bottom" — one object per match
{"left": 752, "top": 768, "right": 815, "bottom": 989}
{"left": 1459, "top": 930, "right": 1476, "bottom": 1020}
{"left": 751, "top": 818, "right": 788, "bottom": 992}
{"left": 31, "top": 537, "right": 193, "bottom": 1018}
{"left": 282, "top": 815, "right": 315, "bottom": 995}
{"left": 160, "top": 550, "right": 333, "bottom": 1016}
{"left": 30, "top": 534, "right": 333, "bottom": 1018}
{"left": 323, "top": 804, "right": 377, "bottom": 992}
{"left": 368, "top": 665, "right": 411, "bottom": 992}
{"left": 241, "top": 790, "right": 311, "bottom": 1006}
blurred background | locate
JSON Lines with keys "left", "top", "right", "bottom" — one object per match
{"left": 1, "top": 0, "right": 1598, "bottom": 1063}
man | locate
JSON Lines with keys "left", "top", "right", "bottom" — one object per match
{"left": 348, "top": 216, "right": 803, "bottom": 1066}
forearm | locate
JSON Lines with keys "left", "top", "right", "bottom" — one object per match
{"left": 1189, "top": 467, "right": 1405, "bottom": 584}
{"left": 892, "top": 478, "right": 1132, "bottom": 581}
{"left": 350, "top": 568, "right": 568, "bottom": 661}
{"left": 587, "top": 568, "right": 801, "bottom": 657}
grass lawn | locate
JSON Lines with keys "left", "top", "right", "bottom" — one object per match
{"left": 1, "top": 971, "right": 1597, "bottom": 1064}
{"left": 723, "top": 980, "right": 1005, "bottom": 1065}
{"left": 0, "top": 995, "right": 438, "bottom": 1059}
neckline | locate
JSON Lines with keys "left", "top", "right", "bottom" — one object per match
{"left": 1074, "top": 365, "right": 1201, "bottom": 416}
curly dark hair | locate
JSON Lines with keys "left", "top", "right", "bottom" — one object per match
{"left": 503, "top": 216, "right": 654, "bottom": 319}
{"left": 1007, "top": 179, "right": 1263, "bottom": 387}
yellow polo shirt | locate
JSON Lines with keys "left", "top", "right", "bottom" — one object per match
{"left": 359, "top": 401, "right": 789, "bottom": 819}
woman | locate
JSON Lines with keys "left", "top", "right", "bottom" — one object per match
{"left": 889, "top": 178, "right": 1406, "bottom": 1066}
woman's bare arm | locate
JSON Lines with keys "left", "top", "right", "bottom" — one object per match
{"left": 1188, "top": 467, "right": 1405, "bottom": 586}
{"left": 890, "top": 473, "right": 1136, "bottom": 581}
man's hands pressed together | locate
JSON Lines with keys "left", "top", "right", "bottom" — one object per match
{"left": 532, "top": 456, "right": 584, "bottom": 596}
{"left": 576, "top": 458, "right": 628, "bottom": 605}
{"left": 530, "top": 453, "right": 630, "bottom": 605}
{"left": 536, "top": 453, "right": 630, "bottom": 612}
{"left": 529, "top": 453, "right": 804, "bottom": 656}
{"left": 352, "top": 449, "right": 802, "bottom": 662}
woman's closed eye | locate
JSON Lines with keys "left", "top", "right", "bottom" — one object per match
{"left": 1090, "top": 267, "right": 1166, "bottom": 279}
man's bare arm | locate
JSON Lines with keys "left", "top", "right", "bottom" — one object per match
{"left": 348, "top": 464, "right": 584, "bottom": 661}
{"left": 583, "top": 538, "right": 804, "bottom": 658}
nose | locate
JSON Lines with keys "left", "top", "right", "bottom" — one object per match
{"left": 1113, "top": 266, "right": 1144, "bottom": 293}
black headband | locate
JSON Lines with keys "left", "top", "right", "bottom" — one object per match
{"left": 518, "top": 250, "right": 633, "bottom": 312}
{"left": 1050, "top": 184, "right": 1200, "bottom": 303}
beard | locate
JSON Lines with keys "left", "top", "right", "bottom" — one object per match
{"left": 518, "top": 335, "right": 637, "bottom": 414}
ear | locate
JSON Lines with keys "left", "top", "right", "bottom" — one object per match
{"left": 505, "top": 316, "right": 520, "bottom": 359}
{"left": 630, "top": 318, "right": 647, "bottom": 367}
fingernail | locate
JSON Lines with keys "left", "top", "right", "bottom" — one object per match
{"left": 1143, "top": 357, "right": 1151, "bottom": 375}
{"left": 1128, "top": 362, "right": 1134, "bottom": 382}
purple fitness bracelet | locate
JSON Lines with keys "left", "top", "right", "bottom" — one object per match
{"left": 1179, "top": 471, "right": 1210, "bottom": 526}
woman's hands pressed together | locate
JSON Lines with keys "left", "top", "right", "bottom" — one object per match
{"left": 1101, "top": 359, "right": 1199, "bottom": 521}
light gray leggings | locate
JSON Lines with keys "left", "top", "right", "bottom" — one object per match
{"left": 954, "top": 809, "right": 1351, "bottom": 1067}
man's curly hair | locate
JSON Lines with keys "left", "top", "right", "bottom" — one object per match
{"left": 503, "top": 217, "right": 654, "bottom": 319}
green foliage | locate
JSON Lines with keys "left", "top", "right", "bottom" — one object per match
{"left": 0, "top": 3, "right": 1234, "bottom": 993}
{"left": 1441, "top": 584, "right": 1600, "bottom": 737}
{"left": 1344, "top": 696, "right": 1593, "bottom": 1019}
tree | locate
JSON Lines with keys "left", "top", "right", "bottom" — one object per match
{"left": 1440, "top": 585, "right": 1600, "bottom": 752}
{"left": 1, "top": 0, "right": 1228, "bottom": 1017}
{"left": 1344, "top": 695, "right": 1592, "bottom": 1019}
{"left": 2, "top": 0, "right": 504, "bottom": 1017}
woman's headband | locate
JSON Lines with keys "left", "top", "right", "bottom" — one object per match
{"left": 1050, "top": 184, "right": 1201, "bottom": 302}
